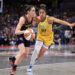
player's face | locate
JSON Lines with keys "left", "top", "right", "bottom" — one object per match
{"left": 29, "top": 7, "right": 36, "bottom": 18}
{"left": 39, "top": 9, "right": 46, "bottom": 20}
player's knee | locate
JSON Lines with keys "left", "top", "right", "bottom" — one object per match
{"left": 20, "top": 51, "right": 26, "bottom": 57}
{"left": 22, "top": 52, "right": 29, "bottom": 58}
{"left": 25, "top": 54, "right": 29, "bottom": 58}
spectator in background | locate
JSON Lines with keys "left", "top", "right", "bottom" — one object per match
{"left": 54, "top": 34, "right": 61, "bottom": 45}
{"left": 70, "top": 30, "right": 75, "bottom": 45}
{"left": 64, "top": 29, "right": 72, "bottom": 44}
{"left": 0, "top": 31, "right": 4, "bottom": 45}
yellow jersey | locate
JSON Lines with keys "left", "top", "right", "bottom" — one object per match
{"left": 37, "top": 15, "right": 53, "bottom": 36}
{"left": 37, "top": 15, "right": 54, "bottom": 46}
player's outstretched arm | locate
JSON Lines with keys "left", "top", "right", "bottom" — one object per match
{"left": 49, "top": 17, "right": 75, "bottom": 29}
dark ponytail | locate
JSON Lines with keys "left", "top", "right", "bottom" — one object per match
{"left": 39, "top": 6, "right": 46, "bottom": 12}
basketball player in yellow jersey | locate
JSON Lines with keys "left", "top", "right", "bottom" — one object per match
{"left": 27, "top": 7, "right": 75, "bottom": 72}
{"left": 37, "top": 15, "right": 54, "bottom": 46}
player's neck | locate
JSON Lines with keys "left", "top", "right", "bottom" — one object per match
{"left": 40, "top": 16, "right": 46, "bottom": 22}
{"left": 26, "top": 14, "right": 32, "bottom": 23}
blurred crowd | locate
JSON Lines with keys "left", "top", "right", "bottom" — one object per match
{"left": 0, "top": 3, "right": 75, "bottom": 46}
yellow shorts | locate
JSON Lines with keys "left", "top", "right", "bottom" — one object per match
{"left": 37, "top": 34, "right": 53, "bottom": 46}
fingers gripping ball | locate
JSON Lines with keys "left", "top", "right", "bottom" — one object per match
{"left": 24, "top": 28, "right": 35, "bottom": 41}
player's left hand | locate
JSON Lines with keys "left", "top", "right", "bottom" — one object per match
{"left": 69, "top": 23, "right": 75, "bottom": 29}
{"left": 72, "top": 23, "right": 75, "bottom": 26}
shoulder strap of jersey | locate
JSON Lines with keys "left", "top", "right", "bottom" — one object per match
{"left": 44, "top": 15, "right": 49, "bottom": 22}
{"left": 24, "top": 16, "right": 33, "bottom": 24}
{"left": 24, "top": 16, "right": 28, "bottom": 24}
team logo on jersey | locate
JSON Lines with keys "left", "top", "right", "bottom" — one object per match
{"left": 25, "top": 24, "right": 31, "bottom": 27}
{"left": 38, "top": 24, "right": 48, "bottom": 29}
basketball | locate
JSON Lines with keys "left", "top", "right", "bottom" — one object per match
{"left": 24, "top": 28, "right": 35, "bottom": 41}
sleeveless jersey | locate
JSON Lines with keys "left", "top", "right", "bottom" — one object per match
{"left": 37, "top": 15, "right": 53, "bottom": 36}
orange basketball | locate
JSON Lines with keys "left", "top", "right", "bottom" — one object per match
{"left": 24, "top": 28, "right": 35, "bottom": 41}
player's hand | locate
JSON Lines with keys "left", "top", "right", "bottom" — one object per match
{"left": 33, "top": 16, "right": 40, "bottom": 22}
{"left": 23, "top": 30, "right": 26, "bottom": 34}
{"left": 68, "top": 23, "right": 75, "bottom": 29}
{"left": 71, "top": 23, "right": 75, "bottom": 27}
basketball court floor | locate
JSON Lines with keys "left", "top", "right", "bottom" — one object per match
{"left": 0, "top": 54, "right": 75, "bottom": 75}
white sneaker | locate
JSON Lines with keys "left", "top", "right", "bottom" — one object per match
{"left": 27, "top": 66, "right": 33, "bottom": 72}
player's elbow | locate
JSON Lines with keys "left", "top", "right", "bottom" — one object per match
{"left": 15, "top": 31, "right": 17, "bottom": 35}
{"left": 15, "top": 30, "right": 18, "bottom": 35}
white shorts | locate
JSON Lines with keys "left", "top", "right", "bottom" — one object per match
{"left": 35, "top": 40, "right": 49, "bottom": 49}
